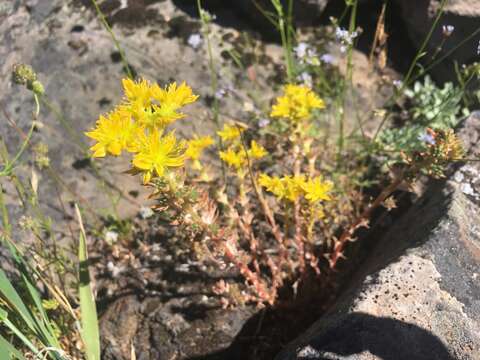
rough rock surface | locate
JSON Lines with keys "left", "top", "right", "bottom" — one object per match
{"left": 0, "top": 0, "right": 280, "bottom": 236}
{"left": 393, "top": 0, "right": 480, "bottom": 82}
{"left": 276, "top": 112, "right": 480, "bottom": 359}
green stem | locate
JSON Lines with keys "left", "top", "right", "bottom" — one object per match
{"left": 0, "top": 123, "right": 35, "bottom": 177}
{"left": 372, "top": 0, "right": 449, "bottom": 140}
{"left": 337, "top": 0, "right": 357, "bottom": 165}
{"left": 272, "top": 0, "right": 295, "bottom": 82}
{"left": 0, "top": 184, "right": 11, "bottom": 236}
{"left": 90, "top": 0, "right": 133, "bottom": 79}
{"left": 402, "top": 0, "right": 448, "bottom": 87}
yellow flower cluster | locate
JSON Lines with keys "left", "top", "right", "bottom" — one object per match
{"left": 85, "top": 78, "right": 199, "bottom": 183}
{"left": 270, "top": 84, "right": 325, "bottom": 123}
{"left": 259, "top": 174, "right": 332, "bottom": 203}
{"left": 186, "top": 135, "right": 214, "bottom": 171}
{"left": 217, "top": 124, "right": 267, "bottom": 170}
{"left": 186, "top": 135, "right": 214, "bottom": 161}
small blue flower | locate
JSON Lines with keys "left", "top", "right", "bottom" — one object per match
{"left": 320, "top": 53, "right": 334, "bottom": 64}
{"left": 418, "top": 132, "right": 436, "bottom": 145}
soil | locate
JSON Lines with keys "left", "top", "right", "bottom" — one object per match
{"left": 94, "top": 214, "right": 336, "bottom": 359}
{"left": 94, "top": 187, "right": 413, "bottom": 360}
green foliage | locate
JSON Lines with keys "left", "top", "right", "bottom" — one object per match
{"left": 405, "top": 75, "right": 467, "bottom": 128}
{"left": 0, "top": 241, "right": 65, "bottom": 360}
{"left": 76, "top": 206, "right": 101, "bottom": 360}
{"left": 379, "top": 76, "right": 469, "bottom": 154}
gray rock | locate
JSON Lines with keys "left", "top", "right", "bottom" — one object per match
{"left": 276, "top": 112, "right": 480, "bottom": 359}
{"left": 393, "top": 0, "right": 480, "bottom": 82}
{"left": 0, "top": 0, "right": 278, "bottom": 235}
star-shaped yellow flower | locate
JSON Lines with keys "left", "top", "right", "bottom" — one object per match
{"left": 217, "top": 124, "right": 245, "bottom": 142}
{"left": 271, "top": 84, "right": 325, "bottom": 122}
{"left": 186, "top": 136, "right": 214, "bottom": 161}
{"left": 132, "top": 129, "right": 186, "bottom": 184}
{"left": 85, "top": 109, "right": 140, "bottom": 157}
{"left": 302, "top": 177, "right": 333, "bottom": 203}
{"left": 219, "top": 148, "right": 246, "bottom": 169}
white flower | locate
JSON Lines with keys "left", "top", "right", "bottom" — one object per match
{"left": 298, "top": 72, "right": 313, "bottom": 88}
{"left": 294, "top": 42, "right": 318, "bottom": 64}
{"left": 335, "top": 27, "right": 349, "bottom": 41}
{"left": 335, "top": 27, "right": 358, "bottom": 55}
{"left": 258, "top": 118, "right": 270, "bottom": 128}
{"left": 335, "top": 27, "right": 358, "bottom": 45}
{"left": 139, "top": 206, "right": 154, "bottom": 219}
{"left": 294, "top": 42, "right": 309, "bottom": 59}
{"left": 187, "top": 33, "right": 203, "bottom": 49}
{"left": 105, "top": 230, "right": 119, "bottom": 245}
{"left": 442, "top": 25, "right": 455, "bottom": 37}
{"left": 393, "top": 79, "right": 403, "bottom": 89}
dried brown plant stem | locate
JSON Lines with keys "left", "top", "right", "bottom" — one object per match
{"left": 329, "top": 174, "right": 404, "bottom": 269}
{"left": 170, "top": 180, "right": 275, "bottom": 304}
{"left": 238, "top": 130, "right": 292, "bottom": 274}
{"left": 222, "top": 244, "right": 275, "bottom": 305}
{"left": 292, "top": 140, "right": 306, "bottom": 272}
{"left": 237, "top": 178, "right": 261, "bottom": 275}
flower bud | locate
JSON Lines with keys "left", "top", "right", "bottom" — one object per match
{"left": 30, "top": 80, "right": 45, "bottom": 95}
{"left": 12, "top": 63, "right": 37, "bottom": 85}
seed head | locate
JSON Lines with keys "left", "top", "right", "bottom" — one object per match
{"left": 12, "top": 63, "right": 37, "bottom": 85}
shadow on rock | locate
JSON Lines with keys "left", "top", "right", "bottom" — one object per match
{"left": 290, "top": 312, "right": 455, "bottom": 360}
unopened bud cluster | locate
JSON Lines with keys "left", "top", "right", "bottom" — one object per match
{"left": 12, "top": 63, "right": 44, "bottom": 95}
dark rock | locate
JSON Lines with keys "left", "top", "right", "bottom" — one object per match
{"left": 276, "top": 112, "right": 480, "bottom": 359}
{"left": 392, "top": 0, "right": 480, "bottom": 82}
{"left": 199, "top": 0, "right": 328, "bottom": 33}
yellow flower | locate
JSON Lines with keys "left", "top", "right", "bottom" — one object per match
{"left": 259, "top": 174, "right": 284, "bottom": 198}
{"left": 219, "top": 148, "right": 246, "bottom": 169}
{"left": 138, "top": 81, "right": 199, "bottom": 129}
{"left": 85, "top": 109, "right": 140, "bottom": 157}
{"left": 122, "top": 78, "right": 152, "bottom": 107}
{"left": 132, "top": 129, "right": 186, "bottom": 184}
{"left": 302, "top": 177, "right": 333, "bottom": 203}
{"left": 217, "top": 124, "right": 245, "bottom": 142}
{"left": 186, "top": 135, "right": 214, "bottom": 161}
{"left": 120, "top": 79, "right": 199, "bottom": 130}
{"left": 282, "top": 175, "right": 307, "bottom": 202}
{"left": 259, "top": 174, "right": 308, "bottom": 202}
{"left": 151, "top": 81, "right": 199, "bottom": 108}
{"left": 270, "top": 84, "right": 325, "bottom": 122}
{"left": 248, "top": 140, "right": 267, "bottom": 159}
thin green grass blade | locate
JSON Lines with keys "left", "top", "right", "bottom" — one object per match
{"left": 0, "top": 308, "right": 39, "bottom": 354}
{"left": 76, "top": 205, "right": 100, "bottom": 360}
{"left": 3, "top": 240, "right": 59, "bottom": 348}
{"left": 0, "top": 268, "right": 40, "bottom": 336}
{"left": 0, "top": 334, "right": 26, "bottom": 360}
{"left": 21, "top": 274, "right": 60, "bottom": 348}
